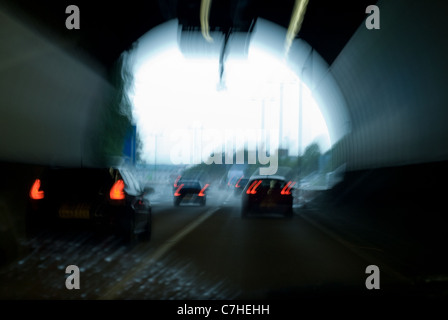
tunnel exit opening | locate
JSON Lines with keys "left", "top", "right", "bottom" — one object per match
{"left": 121, "top": 17, "right": 349, "bottom": 188}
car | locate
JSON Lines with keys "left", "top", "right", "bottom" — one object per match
{"left": 241, "top": 175, "right": 295, "bottom": 218}
{"left": 173, "top": 179, "right": 208, "bottom": 206}
{"left": 233, "top": 176, "right": 249, "bottom": 196}
{"left": 26, "top": 166, "right": 153, "bottom": 243}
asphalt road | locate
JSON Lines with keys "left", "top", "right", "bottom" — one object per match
{"left": 0, "top": 186, "right": 415, "bottom": 300}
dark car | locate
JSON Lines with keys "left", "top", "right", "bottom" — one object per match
{"left": 241, "top": 175, "right": 295, "bottom": 218}
{"left": 26, "top": 166, "right": 153, "bottom": 242}
{"left": 173, "top": 180, "right": 208, "bottom": 206}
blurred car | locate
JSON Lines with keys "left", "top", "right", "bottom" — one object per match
{"left": 26, "top": 166, "right": 153, "bottom": 242}
{"left": 241, "top": 175, "right": 295, "bottom": 218}
{"left": 173, "top": 179, "right": 208, "bottom": 206}
{"left": 233, "top": 176, "right": 249, "bottom": 196}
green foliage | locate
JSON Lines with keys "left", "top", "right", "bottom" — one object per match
{"left": 180, "top": 142, "right": 323, "bottom": 181}
{"left": 182, "top": 161, "right": 229, "bottom": 181}
{"left": 300, "top": 142, "right": 322, "bottom": 177}
{"left": 95, "top": 48, "right": 143, "bottom": 165}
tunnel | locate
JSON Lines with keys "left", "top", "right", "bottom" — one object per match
{"left": 1, "top": 0, "right": 448, "bottom": 301}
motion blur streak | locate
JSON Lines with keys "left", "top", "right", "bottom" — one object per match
{"left": 281, "top": 181, "right": 296, "bottom": 195}
{"left": 198, "top": 184, "right": 209, "bottom": 196}
{"left": 285, "top": 0, "right": 310, "bottom": 56}
{"left": 200, "top": 0, "right": 213, "bottom": 42}
{"left": 110, "top": 180, "right": 125, "bottom": 200}
{"left": 29, "top": 179, "right": 44, "bottom": 200}
{"left": 174, "top": 184, "right": 184, "bottom": 197}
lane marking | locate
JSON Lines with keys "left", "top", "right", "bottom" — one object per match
{"left": 99, "top": 207, "right": 220, "bottom": 300}
{"left": 222, "top": 193, "right": 236, "bottom": 205}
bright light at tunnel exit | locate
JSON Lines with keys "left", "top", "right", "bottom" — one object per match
{"left": 130, "top": 33, "right": 330, "bottom": 165}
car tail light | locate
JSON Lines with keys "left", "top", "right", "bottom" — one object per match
{"left": 174, "top": 175, "right": 181, "bottom": 188}
{"left": 198, "top": 184, "right": 209, "bottom": 197}
{"left": 246, "top": 180, "right": 262, "bottom": 194}
{"left": 235, "top": 176, "right": 243, "bottom": 188}
{"left": 174, "top": 184, "right": 184, "bottom": 196}
{"left": 110, "top": 179, "right": 125, "bottom": 200}
{"left": 30, "top": 179, "right": 45, "bottom": 200}
{"left": 281, "top": 181, "right": 296, "bottom": 195}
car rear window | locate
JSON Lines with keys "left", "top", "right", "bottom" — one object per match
{"left": 45, "top": 167, "right": 112, "bottom": 183}
{"left": 42, "top": 167, "right": 115, "bottom": 196}
{"left": 182, "top": 182, "right": 201, "bottom": 189}
{"left": 250, "top": 179, "right": 286, "bottom": 189}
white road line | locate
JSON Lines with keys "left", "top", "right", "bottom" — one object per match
{"left": 222, "top": 193, "right": 234, "bottom": 205}
{"left": 99, "top": 207, "right": 220, "bottom": 300}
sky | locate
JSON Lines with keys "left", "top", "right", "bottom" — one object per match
{"left": 129, "top": 20, "right": 331, "bottom": 166}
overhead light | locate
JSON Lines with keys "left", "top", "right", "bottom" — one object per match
{"left": 200, "top": 0, "right": 213, "bottom": 42}
{"left": 285, "top": 0, "right": 310, "bottom": 55}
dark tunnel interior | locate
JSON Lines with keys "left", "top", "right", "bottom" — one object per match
{"left": 1, "top": 0, "right": 448, "bottom": 312}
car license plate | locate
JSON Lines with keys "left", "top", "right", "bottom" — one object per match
{"left": 260, "top": 199, "right": 275, "bottom": 208}
{"left": 58, "top": 203, "right": 90, "bottom": 219}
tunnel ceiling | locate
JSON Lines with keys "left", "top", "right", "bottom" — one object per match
{"left": 2, "top": 0, "right": 375, "bottom": 72}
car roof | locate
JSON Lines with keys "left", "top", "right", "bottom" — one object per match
{"left": 248, "top": 175, "right": 286, "bottom": 181}
{"left": 42, "top": 165, "right": 141, "bottom": 187}
{"left": 178, "top": 179, "right": 202, "bottom": 185}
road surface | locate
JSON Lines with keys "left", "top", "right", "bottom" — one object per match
{"left": 0, "top": 185, "right": 415, "bottom": 300}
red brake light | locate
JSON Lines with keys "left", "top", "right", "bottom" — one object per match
{"left": 251, "top": 180, "right": 262, "bottom": 194}
{"left": 174, "top": 184, "right": 184, "bottom": 196}
{"left": 198, "top": 184, "right": 209, "bottom": 197}
{"left": 110, "top": 179, "right": 125, "bottom": 200}
{"left": 246, "top": 180, "right": 257, "bottom": 194}
{"left": 281, "top": 181, "right": 296, "bottom": 195}
{"left": 246, "top": 180, "right": 262, "bottom": 194}
{"left": 30, "top": 179, "right": 44, "bottom": 200}
{"left": 174, "top": 175, "right": 181, "bottom": 188}
{"left": 235, "top": 176, "right": 243, "bottom": 188}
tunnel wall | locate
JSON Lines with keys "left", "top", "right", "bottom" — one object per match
{"left": 0, "top": 8, "right": 113, "bottom": 168}
{"left": 328, "top": 0, "right": 448, "bottom": 171}
{"left": 304, "top": 1, "right": 448, "bottom": 273}
{"left": 0, "top": 8, "right": 116, "bottom": 266}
